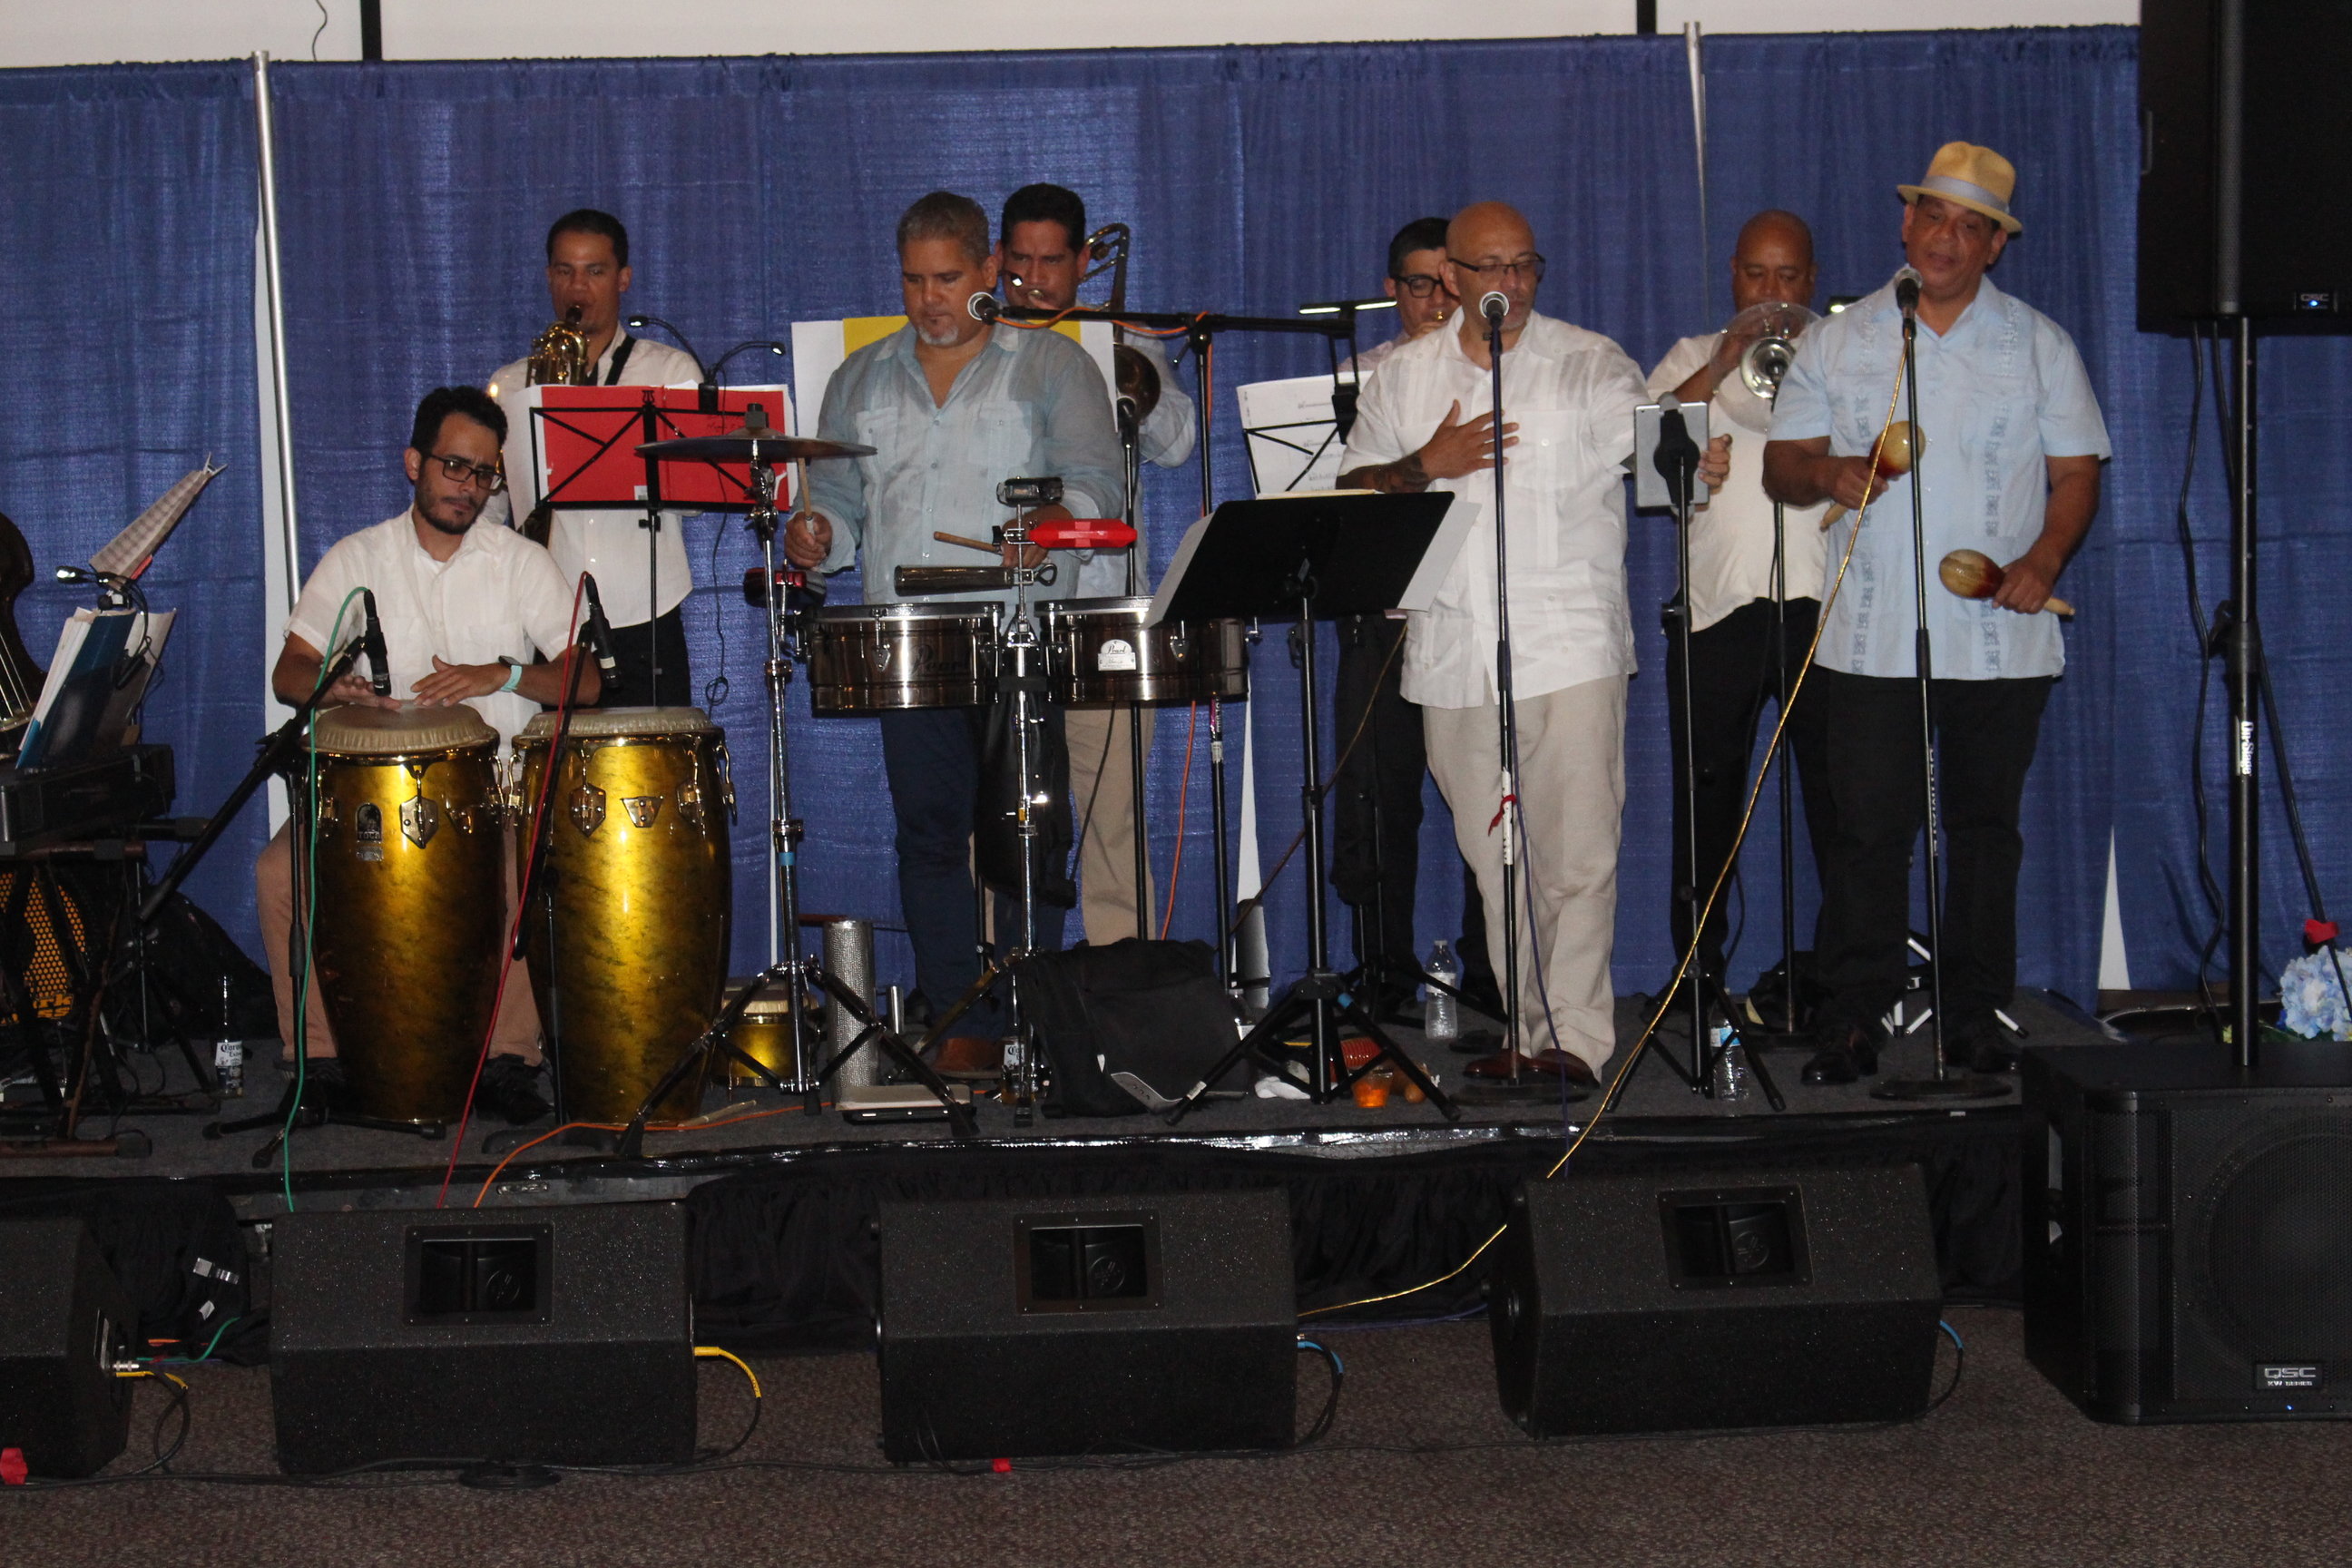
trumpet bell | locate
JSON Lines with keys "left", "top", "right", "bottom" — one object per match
{"left": 1725, "top": 300, "right": 1820, "bottom": 403}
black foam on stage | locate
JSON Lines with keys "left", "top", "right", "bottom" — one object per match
{"left": 2025, "top": 1041, "right": 2352, "bottom": 1422}
{"left": 877, "top": 1189, "right": 1295, "bottom": 1461}
{"left": 270, "top": 1201, "right": 695, "bottom": 1474}
{"left": 1489, "top": 1165, "right": 1943, "bottom": 1436}
{"left": 0, "top": 1219, "right": 136, "bottom": 1478}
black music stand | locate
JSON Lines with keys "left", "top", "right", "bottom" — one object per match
{"left": 1159, "top": 491, "right": 1465, "bottom": 1124}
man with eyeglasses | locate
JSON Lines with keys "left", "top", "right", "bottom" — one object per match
{"left": 485, "top": 209, "right": 702, "bottom": 708}
{"left": 1328, "top": 216, "right": 1497, "bottom": 1026}
{"left": 1338, "top": 201, "right": 1728, "bottom": 1086}
{"left": 253, "top": 385, "right": 600, "bottom": 1124}
{"left": 997, "top": 182, "right": 1195, "bottom": 946}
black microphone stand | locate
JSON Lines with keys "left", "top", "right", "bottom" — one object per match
{"left": 1874, "top": 289, "right": 2004, "bottom": 1102}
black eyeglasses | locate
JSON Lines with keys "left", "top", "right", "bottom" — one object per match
{"left": 1391, "top": 272, "right": 1445, "bottom": 298}
{"left": 1448, "top": 254, "right": 1547, "bottom": 284}
{"left": 426, "top": 452, "right": 506, "bottom": 494}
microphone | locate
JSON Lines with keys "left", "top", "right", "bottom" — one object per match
{"left": 360, "top": 589, "right": 391, "bottom": 697}
{"left": 1480, "top": 290, "right": 1508, "bottom": 325}
{"left": 53, "top": 565, "right": 131, "bottom": 588}
{"left": 581, "top": 573, "right": 620, "bottom": 684}
{"left": 1894, "top": 266, "right": 1923, "bottom": 319}
{"left": 966, "top": 292, "right": 1002, "bottom": 324}
{"left": 1653, "top": 393, "right": 1702, "bottom": 507}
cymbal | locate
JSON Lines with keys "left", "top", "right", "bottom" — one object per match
{"left": 634, "top": 434, "right": 876, "bottom": 463}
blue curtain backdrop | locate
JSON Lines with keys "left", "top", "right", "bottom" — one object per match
{"left": 0, "top": 65, "right": 264, "bottom": 940}
{"left": 13, "top": 28, "right": 2334, "bottom": 1009}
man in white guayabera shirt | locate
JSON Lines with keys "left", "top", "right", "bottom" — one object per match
{"left": 1766, "top": 142, "right": 2110, "bottom": 1085}
{"left": 1338, "top": 201, "right": 1729, "bottom": 1086}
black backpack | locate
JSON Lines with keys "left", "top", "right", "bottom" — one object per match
{"left": 1010, "top": 938, "right": 1247, "bottom": 1116}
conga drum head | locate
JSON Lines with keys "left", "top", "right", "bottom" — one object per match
{"left": 311, "top": 702, "right": 497, "bottom": 756}
{"left": 515, "top": 706, "right": 719, "bottom": 744}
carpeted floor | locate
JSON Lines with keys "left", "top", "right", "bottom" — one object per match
{"left": 9, "top": 1308, "right": 2348, "bottom": 1567}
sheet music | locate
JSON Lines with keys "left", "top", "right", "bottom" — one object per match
{"left": 1235, "top": 376, "right": 1352, "bottom": 495}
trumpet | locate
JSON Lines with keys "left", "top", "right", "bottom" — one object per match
{"left": 1725, "top": 300, "right": 1818, "bottom": 403}
{"left": 527, "top": 304, "right": 592, "bottom": 387}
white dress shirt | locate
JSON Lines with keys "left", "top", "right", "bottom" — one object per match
{"left": 1769, "top": 277, "right": 2110, "bottom": 681}
{"left": 485, "top": 331, "right": 703, "bottom": 628}
{"left": 1073, "top": 333, "right": 1195, "bottom": 599}
{"left": 1338, "top": 312, "right": 1648, "bottom": 710}
{"left": 285, "top": 511, "right": 579, "bottom": 750}
{"left": 1647, "top": 333, "right": 1829, "bottom": 632}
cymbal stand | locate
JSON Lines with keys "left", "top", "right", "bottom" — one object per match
{"left": 614, "top": 443, "right": 977, "bottom": 1152}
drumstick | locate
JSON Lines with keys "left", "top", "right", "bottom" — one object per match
{"left": 1939, "top": 548, "right": 2074, "bottom": 617}
{"left": 934, "top": 530, "right": 1000, "bottom": 554}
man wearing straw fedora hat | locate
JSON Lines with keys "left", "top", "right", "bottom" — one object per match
{"left": 1763, "top": 142, "right": 2111, "bottom": 1084}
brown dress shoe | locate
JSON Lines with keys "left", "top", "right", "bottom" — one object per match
{"left": 927, "top": 1034, "right": 1005, "bottom": 1080}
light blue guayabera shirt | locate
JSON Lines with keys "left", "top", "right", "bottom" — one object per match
{"left": 809, "top": 323, "right": 1124, "bottom": 609}
{"left": 1769, "top": 276, "right": 2111, "bottom": 681}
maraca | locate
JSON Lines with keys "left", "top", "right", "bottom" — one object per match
{"left": 1818, "top": 420, "right": 1921, "bottom": 530}
{"left": 1939, "top": 548, "right": 2074, "bottom": 617}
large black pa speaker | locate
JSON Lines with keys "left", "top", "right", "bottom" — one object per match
{"left": 271, "top": 1202, "right": 695, "bottom": 1474}
{"left": 2139, "top": 0, "right": 2352, "bottom": 327}
{"left": 0, "top": 1220, "right": 135, "bottom": 1477}
{"left": 2024, "top": 1041, "right": 2352, "bottom": 1422}
{"left": 877, "top": 1190, "right": 1295, "bottom": 1461}
{"left": 1490, "top": 1166, "right": 1942, "bottom": 1436}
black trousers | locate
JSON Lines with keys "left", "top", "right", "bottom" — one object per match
{"left": 1329, "top": 613, "right": 1490, "bottom": 987}
{"left": 1810, "top": 667, "right": 2053, "bottom": 1039}
{"left": 598, "top": 608, "right": 693, "bottom": 710}
{"left": 1661, "top": 595, "right": 1836, "bottom": 981}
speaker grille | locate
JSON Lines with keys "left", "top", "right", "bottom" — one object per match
{"left": 2196, "top": 1122, "right": 2352, "bottom": 1364}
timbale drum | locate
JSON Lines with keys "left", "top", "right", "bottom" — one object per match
{"left": 1043, "top": 597, "right": 1248, "bottom": 706}
{"left": 803, "top": 601, "right": 999, "bottom": 713}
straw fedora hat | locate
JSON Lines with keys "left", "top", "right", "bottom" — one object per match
{"left": 1898, "top": 142, "right": 2023, "bottom": 235}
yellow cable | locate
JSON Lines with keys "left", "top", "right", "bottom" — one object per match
{"left": 1302, "top": 365, "right": 1910, "bottom": 1321}
{"left": 694, "top": 1345, "right": 762, "bottom": 1401}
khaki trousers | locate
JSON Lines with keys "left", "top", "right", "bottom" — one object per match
{"left": 254, "top": 820, "right": 542, "bottom": 1063}
{"left": 1423, "top": 676, "right": 1627, "bottom": 1071}
{"left": 1064, "top": 703, "right": 1159, "bottom": 946}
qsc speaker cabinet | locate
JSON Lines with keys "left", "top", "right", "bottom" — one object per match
{"left": 1490, "top": 1166, "right": 1942, "bottom": 1436}
{"left": 0, "top": 1220, "right": 135, "bottom": 1477}
{"left": 877, "top": 1190, "right": 1294, "bottom": 1461}
{"left": 2024, "top": 1041, "right": 2352, "bottom": 1422}
{"left": 2139, "top": 0, "right": 2352, "bottom": 327}
{"left": 270, "top": 1201, "right": 694, "bottom": 1474}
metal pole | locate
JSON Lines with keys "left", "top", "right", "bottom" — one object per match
{"left": 252, "top": 54, "right": 300, "bottom": 615}
{"left": 2229, "top": 318, "right": 2259, "bottom": 1069}
{"left": 1684, "top": 23, "right": 1711, "bottom": 325}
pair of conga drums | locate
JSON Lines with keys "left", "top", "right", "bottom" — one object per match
{"left": 299, "top": 704, "right": 731, "bottom": 1126}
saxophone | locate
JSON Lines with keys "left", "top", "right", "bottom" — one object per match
{"left": 518, "top": 306, "right": 591, "bottom": 542}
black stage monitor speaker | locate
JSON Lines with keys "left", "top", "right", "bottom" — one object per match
{"left": 877, "top": 1190, "right": 1295, "bottom": 1461}
{"left": 0, "top": 1220, "right": 136, "bottom": 1478}
{"left": 2024, "top": 1041, "right": 2352, "bottom": 1422}
{"left": 1490, "top": 1166, "right": 1942, "bottom": 1436}
{"left": 271, "top": 1201, "right": 694, "bottom": 1474}
{"left": 2139, "top": 0, "right": 2352, "bottom": 327}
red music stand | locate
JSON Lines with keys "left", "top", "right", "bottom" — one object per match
{"left": 524, "top": 385, "right": 798, "bottom": 514}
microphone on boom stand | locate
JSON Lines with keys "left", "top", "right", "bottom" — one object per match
{"left": 1893, "top": 265, "right": 1923, "bottom": 320}
{"left": 360, "top": 589, "right": 391, "bottom": 698}
{"left": 580, "top": 573, "right": 621, "bottom": 687}
{"left": 967, "top": 293, "right": 1003, "bottom": 324}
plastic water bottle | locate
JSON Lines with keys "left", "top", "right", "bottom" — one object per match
{"left": 212, "top": 975, "right": 243, "bottom": 1099}
{"left": 1710, "top": 1024, "right": 1750, "bottom": 1110}
{"left": 1424, "top": 941, "right": 1460, "bottom": 1044}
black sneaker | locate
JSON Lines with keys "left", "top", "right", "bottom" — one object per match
{"left": 1799, "top": 1022, "right": 1885, "bottom": 1086}
{"left": 475, "top": 1054, "right": 552, "bottom": 1125}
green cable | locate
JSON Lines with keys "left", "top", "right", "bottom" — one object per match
{"left": 284, "top": 589, "right": 368, "bottom": 1212}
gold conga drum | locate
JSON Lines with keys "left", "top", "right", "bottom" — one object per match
{"left": 514, "top": 707, "right": 732, "bottom": 1123}
{"left": 303, "top": 704, "right": 505, "bottom": 1123}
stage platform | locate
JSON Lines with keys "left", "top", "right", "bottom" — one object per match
{"left": 0, "top": 989, "right": 2112, "bottom": 1354}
